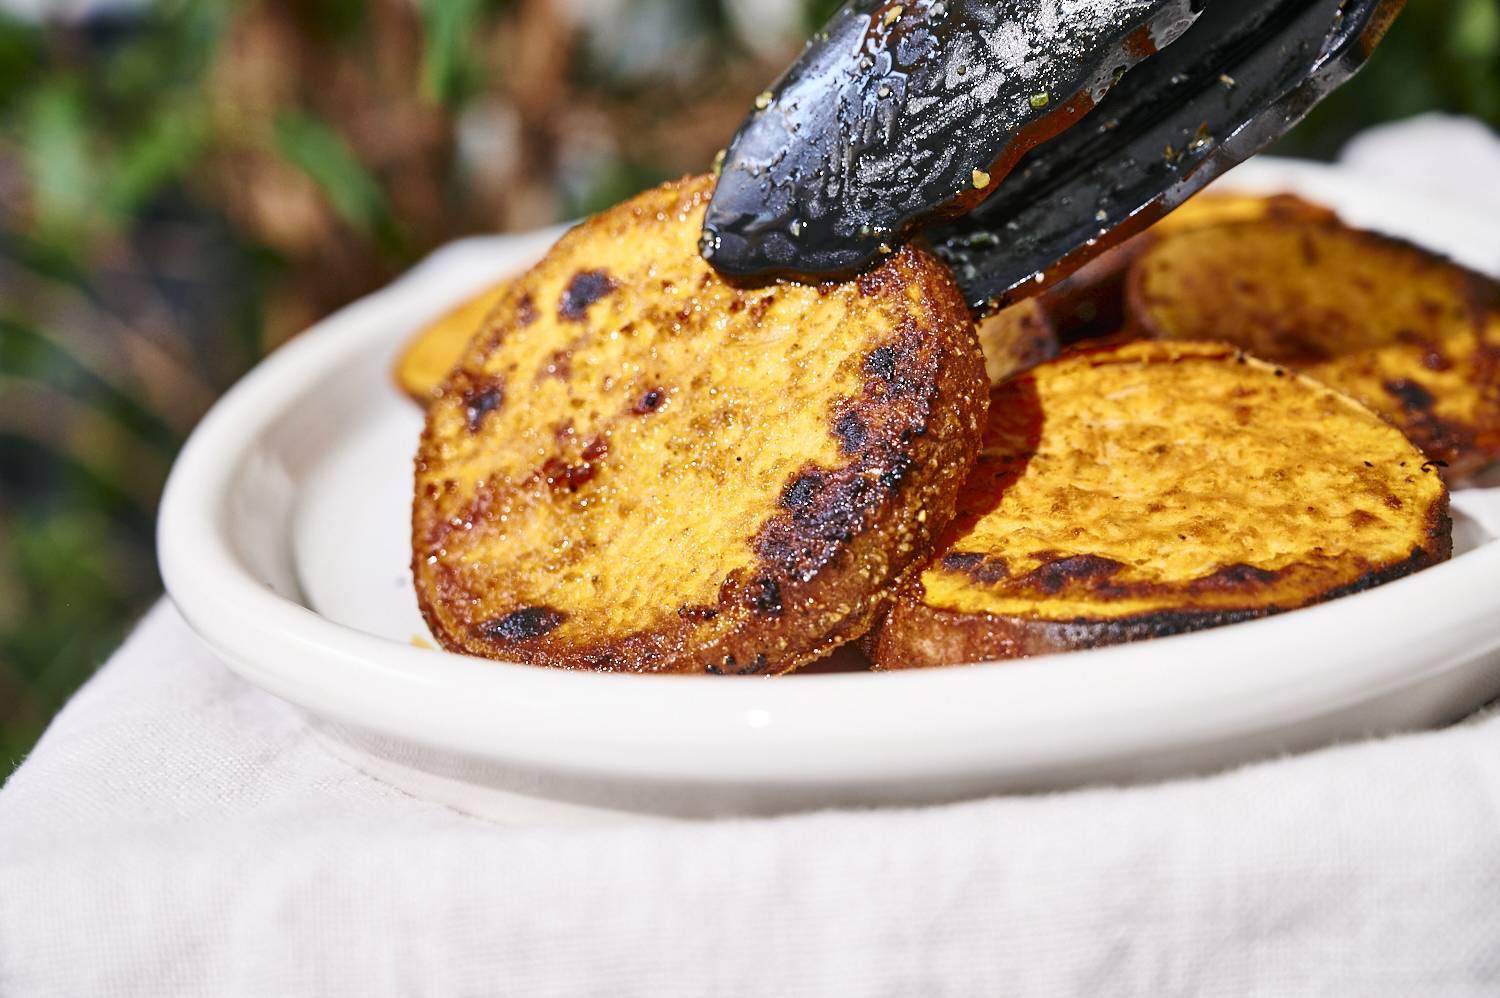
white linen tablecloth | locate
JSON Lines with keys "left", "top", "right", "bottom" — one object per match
{"left": 4, "top": 116, "right": 1500, "bottom": 997}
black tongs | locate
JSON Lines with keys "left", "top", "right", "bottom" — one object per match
{"left": 701, "top": 0, "right": 1405, "bottom": 313}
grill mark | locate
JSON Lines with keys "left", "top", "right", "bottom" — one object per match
{"left": 780, "top": 472, "right": 824, "bottom": 511}
{"left": 478, "top": 606, "right": 567, "bottom": 642}
{"left": 516, "top": 294, "right": 537, "bottom": 326}
{"left": 941, "top": 551, "right": 1010, "bottom": 584}
{"left": 1385, "top": 378, "right": 1435, "bottom": 412}
{"left": 1017, "top": 554, "right": 1125, "bottom": 595}
{"left": 462, "top": 383, "right": 504, "bottom": 432}
{"left": 559, "top": 270, "right": 616, "bottom": 321}
{"left": 633, "top": 387, "right": 666, "bottom": 414}
{"left": 1184, "top": 562, "right": 1283, "bottom": 593}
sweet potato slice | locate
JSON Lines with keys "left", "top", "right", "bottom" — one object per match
{"left": 1039, "top": 192, "right": 1337, "bottom": 343}
{"left": 975, "top": 299, "right": 1058, "bottom": 386}
{"left": 1128, "top": 218, "right": 1500, "bottom": 480}
{"left": 393, "top": 280, "right": 513, "bottom": 404}
{"left": 867, "top": 341, "right": 1451, "bottom": 669}
{"left": 413, "top": 175, "right": 987, "bottom": 674}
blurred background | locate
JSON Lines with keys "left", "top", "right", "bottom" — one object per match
{"left": 1, "top": 0, "right": 1497, "bottom": 769}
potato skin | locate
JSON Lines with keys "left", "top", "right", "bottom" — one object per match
{"left": 1128, "top": 218, "right": 1500, "bottom": 481}
{"left": 868, "top": 341, "right": 1452, "bottom": 670}
{"left": 413, "top": 175, "right": 987, "bottom": 674}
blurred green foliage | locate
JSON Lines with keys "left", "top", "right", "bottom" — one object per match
{"left": 2, "top": 0, "right": 1498, "bottom": 772}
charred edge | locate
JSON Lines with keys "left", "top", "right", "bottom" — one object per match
{"left": 834, "top": 411, "right": 867, "bottom": 454}
{"left": 1047, "top": 605, "right": 1277, "bottom": 648}
{"left": 706, "top": 652, "right": 770, "bottom": 676}
{"left": 559, "top": 270, "right": 616, "bottom": 321}
{"left": 748, "top": 576, "right": 783, "bottom": 616}
{"left": 462, "top": 384, "right": 504, "bottom": 432}
{"left": 780, "top": 472, "right": 824, "bottom": 511}
{"left": 1318, "top": 545, "right": 1447, "bottom": 604}
{"left": 677, "top": 604, "right": 718, "bottom": 623}
{"left": 633, "top": 387, "right": 666, "bottom": 414}
{"left": 478, "top": 606, "right": 567, "bottom": 643}
{"left": 953, "top": 546, "right": 1445, "bottom": 653}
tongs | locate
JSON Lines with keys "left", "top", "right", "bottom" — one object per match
{"left": 701, "top": 0, "right": 1406, "bottom": 313}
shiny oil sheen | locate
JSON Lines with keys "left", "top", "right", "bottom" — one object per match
{"left": 702, "top": 0, "right": 1199, "bottom": 279}
{"left": 703, "top": 0, "right": 1406, "bottom": 313}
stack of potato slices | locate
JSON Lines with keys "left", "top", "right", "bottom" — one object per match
{"left": 399, "top": 179, "right": 1496, "bottom": 672}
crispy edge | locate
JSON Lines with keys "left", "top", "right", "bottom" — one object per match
{"left": 870, "top": 514, "right": 1449, "bottom": 669}
{"left": 869, "top": 498, "right": 1450, "bottom": 670}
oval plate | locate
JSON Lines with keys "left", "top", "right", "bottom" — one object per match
{"left": 159, "top": 160, "right": 1500, "bottom": 823}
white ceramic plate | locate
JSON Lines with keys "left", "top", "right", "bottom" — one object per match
{"left": 159, "top": 159, "right": 1500, "bottom": 823}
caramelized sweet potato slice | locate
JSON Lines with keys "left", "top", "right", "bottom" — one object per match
{"left": 413, "top": 175, "right": 987, "bottom": 674}
{"left": 1039, "top": 192, "right": 1337, "bottom": 342}
{"left": 867, "top": 341, "right": 1450, "bottom": 669}
{"left": 1128, "top": 218, "right": 1500, "bottom": 480}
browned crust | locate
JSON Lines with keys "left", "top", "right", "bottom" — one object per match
{"left": 869, "top": 498, "right": 1451, "bottom": 670}
{"left": 412, "top": 175, "right": 988, "bottom": 674}
{"left": 1125, "top": 218, "right": 1500, "bottom": 481}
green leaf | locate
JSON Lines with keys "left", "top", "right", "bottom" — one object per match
{"left": 1450, "top": 0, "right": 1500, "bottom": 61}
{"left": 801, "top": 0, "right": 844, "bottom": 34}
{"left": 0, "top": 316, "right": 180, "bottom": 453}
{"left": 104, "top": 104, "right": 208, "bottom": 221}
{"left": 420, "top": 0, "right": 487, "bottom": 108}
{"left": 0, "top": 14, "right": 42, "bottom": 110}
{"left": 17, "top": 79, "right": 97, "bottom": 241}
{"left": 272, "top": 111, "right": 405, "bottom": 254}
